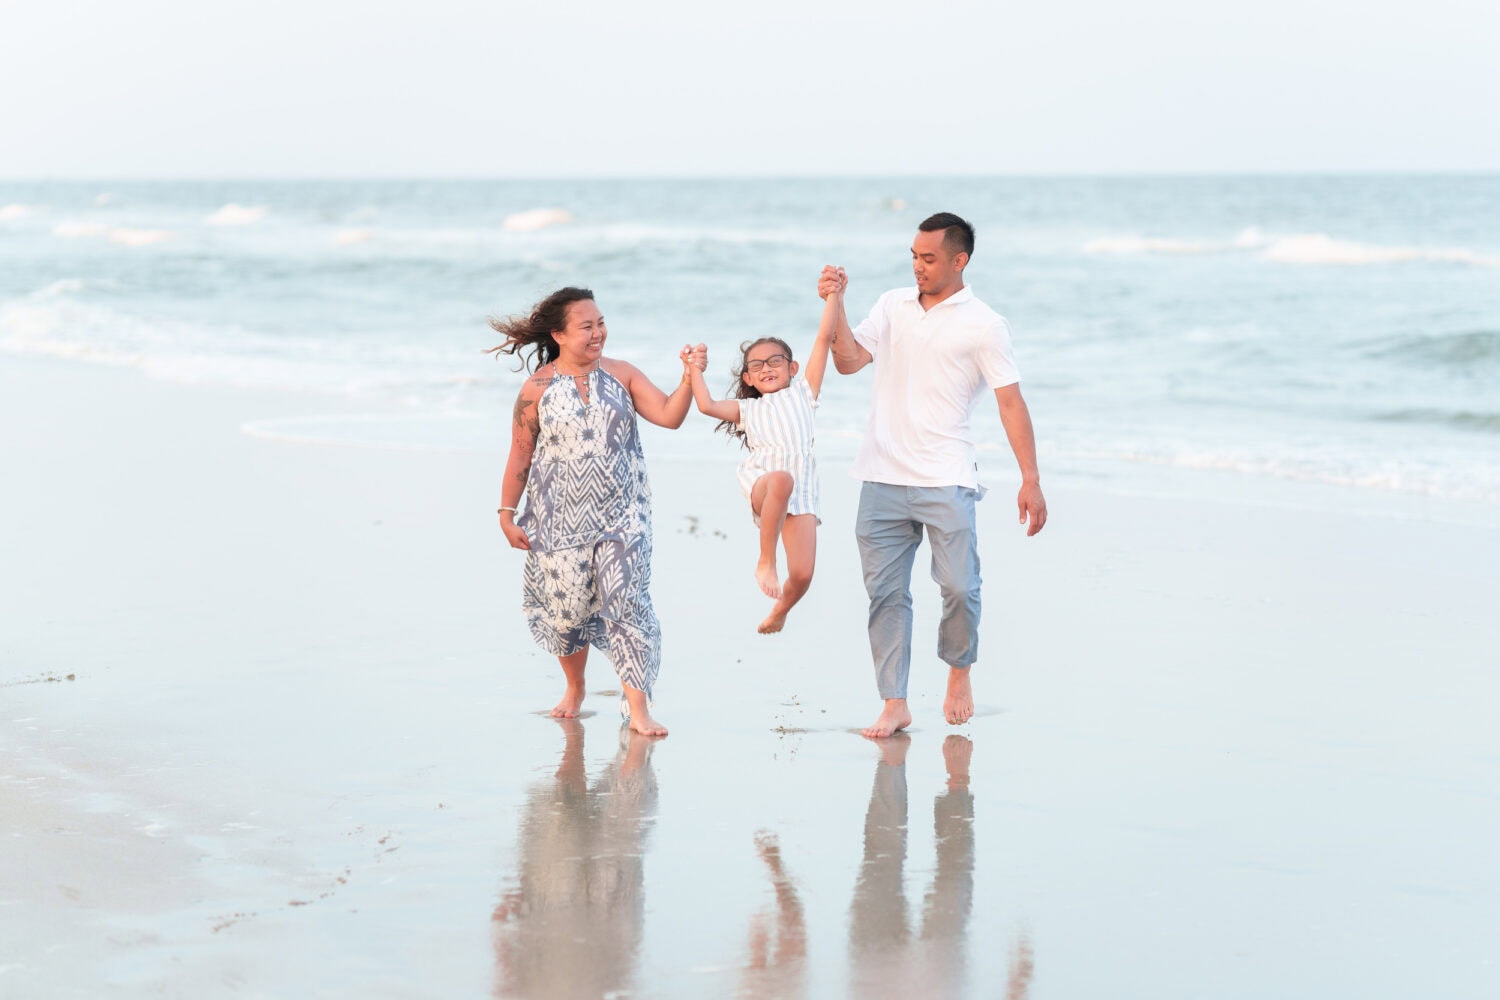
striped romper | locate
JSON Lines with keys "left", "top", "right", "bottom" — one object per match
{"left": 735, "top": 376, "right": 821, "bottom": 525}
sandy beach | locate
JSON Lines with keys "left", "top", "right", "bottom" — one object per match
{"left": 3, "top": 355, "right": 1498, "bottom": 998}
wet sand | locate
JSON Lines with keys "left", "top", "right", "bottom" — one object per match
{"left": 3, "top": 356, "right": 1498, "bottom": 998}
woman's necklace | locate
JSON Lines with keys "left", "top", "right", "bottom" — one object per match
{"left": 553, "top": 359, "right": 598, "bottom": 377}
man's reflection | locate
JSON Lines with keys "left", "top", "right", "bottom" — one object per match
{"left": 491, "top": 720, "right": 659, "bottom": 999}
{"left": 849, "top": 735, "right": 1032, "bottom": 999}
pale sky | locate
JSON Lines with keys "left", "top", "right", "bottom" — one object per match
{"left": 1, "top": 0, "right": 1496, "bottom": 178}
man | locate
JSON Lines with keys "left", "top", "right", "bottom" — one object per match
{"left": 820, "top": 212, "right": 1046, "bottom": 739}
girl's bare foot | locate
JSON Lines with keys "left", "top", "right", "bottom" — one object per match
{"left": 757, "top": 609, "right": 788, "bottom": 634}
{"left": 755, "top": 560, "right": 782, "bottom": 599}
{"left": 550, "top": 684, "right": 585, "bottom": 718}
{"left": 862, "top": 699, "right": 912, "bottom": 739}
{"left": 943, "top": 668, "right": 974, "bottom": 725}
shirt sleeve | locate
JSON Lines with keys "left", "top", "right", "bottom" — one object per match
{"left": 850, "top": 291, "right": 892, "bottom": 355}
{"left": 797, "top": 376, "right": 820, "bottom": 408}
{"left": 976, "top": 316, "right": 1021, "bottom": 389}
{"left": 735, "top": 394, "right": 757, "bottom": 433}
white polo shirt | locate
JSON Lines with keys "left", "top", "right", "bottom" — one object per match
{"left": 849, "top": 285, "right": 1020, "bottom": 489}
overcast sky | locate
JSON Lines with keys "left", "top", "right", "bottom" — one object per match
{"left": 2, "top": 0, "right": 1496, "bottom": 178}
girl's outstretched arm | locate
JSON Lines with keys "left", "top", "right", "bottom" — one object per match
{"left": 802, "top": 290, "right": 839, "bottom": 399}
{"left": 689, "top": 360, "right": 741, "bottom": 424}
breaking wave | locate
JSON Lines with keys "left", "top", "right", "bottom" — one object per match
{"left": 502, "top": 208, "right": 573, "bottom": 232}
{"left": 207, "top": 203, "right": 270, "bottom": 226}
{"left": 1085, "top": 227, "right": 1498, "bottom": 267}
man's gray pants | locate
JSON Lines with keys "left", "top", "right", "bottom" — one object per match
{"left": 855, "top": 482, "right": 982, "bottom": 700}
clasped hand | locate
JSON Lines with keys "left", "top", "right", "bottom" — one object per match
{"left": 679, "top": 342, "right": 708, "bottom": 376}
{"left": 818, "top": 265, "right": 847, "bottom": 300}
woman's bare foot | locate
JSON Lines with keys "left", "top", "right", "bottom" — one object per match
{"left": 862, "top": 699, "right": 912, "bottom": 739}
{"left": 550, "top": 683, "right": 585, "bottom": 718}
{"left": 757, "top": 609, "right": 788, "bottom": 634}
{"left": 943, "top": 667, "right": 974, "bottom": 725}
{"left": 623, "top": 686, "right": 668, "bottom": 737}
{"left": 552, "top": 648, "right": 587, "bottom": 718}
{"left": 755, "top": 559, "right": 782, "bottom": 599}
{"left": 628, "top": 710, "right": 669, "bottom": 737}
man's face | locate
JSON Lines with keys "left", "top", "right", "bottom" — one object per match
{"left": 911, "top": 229, "right": 965, "bottom": 298}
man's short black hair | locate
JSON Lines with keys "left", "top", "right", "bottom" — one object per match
{"left": 918, "top": 212, "right": 975, "bottom": 258}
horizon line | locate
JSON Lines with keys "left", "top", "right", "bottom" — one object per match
{"left": 3, "top": 168, "right": 1499, "bottom": 184}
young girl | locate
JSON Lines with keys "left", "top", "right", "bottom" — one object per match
{"left": 687, "top": 284, "right": 840, "bottom": 634}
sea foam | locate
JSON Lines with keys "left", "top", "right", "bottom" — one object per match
{"left": 108, "top": 228, "right": 173, "bottom": 247}
{"left": 1083, "top": 235, "right": 1219, "bottom": 255}
{"left": 53, "top": 221, "right": 109, "bottom": 239}
{"left": 1262, "top": 234, "right": 1499, "bottom": 267}
{"left": 502, "top": 208, "right": 572, "bottom": 232}
{"left": 207, "top": 203, "right": 269, "bottom": 226}
{"left": 0, "top": 204, "right": 34, "bottom": 221}
{"left": 52, "top": 221, "right": 172, "bottom": 245}
{"left": 1085, "top": 227, "right": 1498, "bottom": 267}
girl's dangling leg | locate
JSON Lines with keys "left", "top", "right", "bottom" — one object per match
{"left": 759, "top": 514, "right": 817, "bottom": 634}
{"left": 750, "top": 471, "right": 795, "bottom": 599}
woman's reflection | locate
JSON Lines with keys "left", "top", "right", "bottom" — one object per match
{"left": 849, "top": 735, "right": 1032, "bottom": 999}
{"left": 491, "top": 719, "right": 660, "bottom": 999}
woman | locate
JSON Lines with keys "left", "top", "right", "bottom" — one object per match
{"left": 490, "top": 287, "right": 702, "bottom": 737}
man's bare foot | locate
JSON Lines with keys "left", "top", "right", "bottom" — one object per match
{"left": 944, "top": 667, "right": 975, "bottom": 725}
{"left": 861, "top": 699, "right": 912, "bottom": 739}
{"left": 550, "top": 684, "right": 585, "bottom": 718}
{"left": 757, "top": 609, "right": 788, "bottom": 634}
{"left": 755, "top": 560, "right": 782, "bottom": 599}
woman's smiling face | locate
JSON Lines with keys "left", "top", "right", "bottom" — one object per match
{"left": 551, "top": 299, "right": 607, "bottom": 365}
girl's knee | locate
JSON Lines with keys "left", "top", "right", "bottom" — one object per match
{"left": 762, "top": 471, "right": 794, "bottom": 495}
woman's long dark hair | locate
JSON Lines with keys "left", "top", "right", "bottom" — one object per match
{"left": 717, "top": 336, "right": 795, "bottom": 448}
{"left": 485, "top": 287, "right": 594, "bottom": 372}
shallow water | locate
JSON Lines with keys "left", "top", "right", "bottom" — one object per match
{"left": 4, "top": 175, "right": 1499, "bottom": 504}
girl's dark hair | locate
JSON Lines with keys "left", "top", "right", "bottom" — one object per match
{"left": 717, "top": 336, "right": 794, "bottom": 447}
{"left": 485, "top": 287, "right": 595, "bottom": 372}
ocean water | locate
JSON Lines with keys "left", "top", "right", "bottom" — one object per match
{"left": 3, "top": 176, "right": 1498, "bottom": 512}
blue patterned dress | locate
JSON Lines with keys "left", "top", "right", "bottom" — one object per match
{"left": 517, "top": 367, "right": 660, "bottom": 714}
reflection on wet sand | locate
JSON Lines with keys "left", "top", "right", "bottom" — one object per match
{"left": 491, "top": 720, "right": 659, "bottom": 999}
{"left": 849, "top": 735, "right": 1033, "bottom": 999}
{"left": 737, "top": 830, "right": 807, "bottom": 999}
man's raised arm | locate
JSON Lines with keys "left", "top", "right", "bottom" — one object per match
{"left": 819, "top": 265, "right": 872, "bottom": 375}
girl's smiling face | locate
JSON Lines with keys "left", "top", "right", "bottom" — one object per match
{"left": 741, "top": 340, "right": 798, "bottom": 394}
